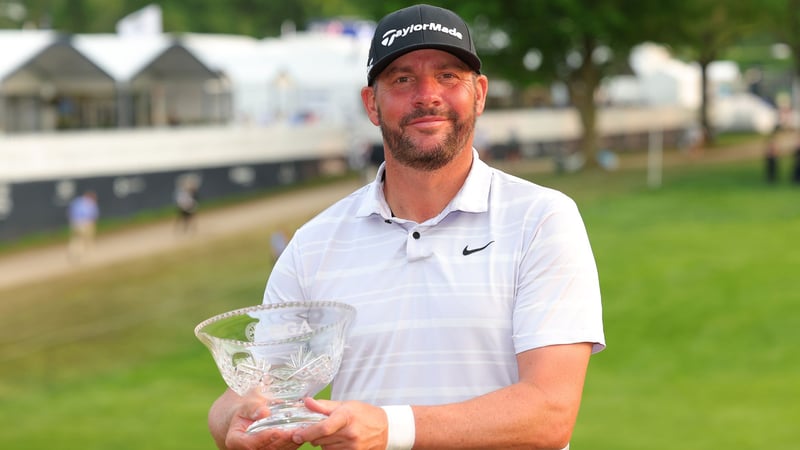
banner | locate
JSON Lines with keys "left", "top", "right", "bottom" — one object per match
{"left": 116, "top": 4, "right": 162, "bottom": 37}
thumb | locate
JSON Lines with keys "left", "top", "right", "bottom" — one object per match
{"left": 303, "top": 397, "right": 340, "bottom": 415}
{"left": 230, "top": 396, "right": 269, "bottom": 429}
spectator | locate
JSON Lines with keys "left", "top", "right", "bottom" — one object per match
{"left": 269, "top": 228, "right": 289, "bottom": 262}
{"left": 765, "top": 134, "right": 779, "bottom": 184}
{"left": 67, "top": 190, "right": 99, "bottom": 260}
{"left": 175, "top": 182, "right": 199, "bottom": 234}
{"left": 793, "top": 136, "right": 800, "bottom": 184}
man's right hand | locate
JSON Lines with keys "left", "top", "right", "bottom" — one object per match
{"left": 209, "top": 389, "right": 299, "bottom": 450}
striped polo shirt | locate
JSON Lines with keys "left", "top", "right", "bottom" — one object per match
{"left": 263, "top": 150, "right": 605, "bottom": 406}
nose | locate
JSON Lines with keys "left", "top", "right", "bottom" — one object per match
{"left": 412, "top": 76, "right": 442, "bottom": 108}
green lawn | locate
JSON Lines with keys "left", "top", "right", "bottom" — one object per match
{"left": 559, "top": 161, "right": 800, "bottom": 448}
{"left": 0, "top": 155, "right": 798, "bottom": 449}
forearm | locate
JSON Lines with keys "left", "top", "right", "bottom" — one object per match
{"left": 411, "top": 343, "right": 592, "bottom": 450}
{"left": 411, "top": 381, "right": 577, "bottom": 450}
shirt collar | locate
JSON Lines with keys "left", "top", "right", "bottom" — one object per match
{"left": 355, "top": 149, "right": 492, "bottom": 221}
{"left": 355, "top": 162, "right": 393, "bottom": 219}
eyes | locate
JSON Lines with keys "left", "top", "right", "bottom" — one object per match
{"left": 389, "top": 71, "right": 461, "bottom": 86}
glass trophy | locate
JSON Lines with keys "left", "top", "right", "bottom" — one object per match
{"left": 195, "top": 301, "right": 355, "bottom": 433}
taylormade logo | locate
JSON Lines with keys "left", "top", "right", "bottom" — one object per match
{"left": 381, "top": 22, "right": 463, "bottom": 47}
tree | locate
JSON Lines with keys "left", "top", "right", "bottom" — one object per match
{"left": 4, "top": 0, "right": 366, "bottom": 36}
{"left": 759, "top": 0, "right": 800, "bottom": 123}
{"left": 443, "top": 0, "right": 671, "bottom": 167}
{"left": 667, "top": 1, "right": 764, "bottom": 146}
{"left": 344, "top": 0, "right": 667, "bottom": 167}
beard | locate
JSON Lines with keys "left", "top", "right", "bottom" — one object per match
{"left": 378, "top": 103, "right": 477, "bottom": 171}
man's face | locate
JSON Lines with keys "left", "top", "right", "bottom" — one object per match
{"left": 362, "top": 49, "right": 487, "bottom": 171}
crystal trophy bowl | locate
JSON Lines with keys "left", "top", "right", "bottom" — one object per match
{"left": 195, "top": 301, "right": 355, "bottom": 433}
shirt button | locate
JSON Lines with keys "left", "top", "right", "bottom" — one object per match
{"left": 412, "top": 231, "right": 420, "bottom": 239}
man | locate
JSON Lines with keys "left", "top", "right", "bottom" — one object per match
{"left": 67, "top": 190, "right": 99, "bottom": 260}
{"left": 208, "top": 4, "right": 605, "bottom": 449}
{"left": 174, "top": 181, "right": 199, "bottom": 234}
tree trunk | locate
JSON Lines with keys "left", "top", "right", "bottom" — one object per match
{"left": 569, "top": 79, "right": 599, "bottom": 168}
{"left": 790, "top": 0, "right": 800, "bottom": 123}
{"left": 566, "top": 43, "right": 602, "bottom": 169}
{"left": 698, "top": 59, "right": 714, "bottom": 147}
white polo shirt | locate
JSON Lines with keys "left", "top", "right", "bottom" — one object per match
{"left": 263, "top": 151, "right": 605, "bottom": 406}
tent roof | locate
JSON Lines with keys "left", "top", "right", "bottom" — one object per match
{"left": 72, "top": 34, "right": 218, "bottom": 82}
{"left": 0, "top": 30, "right": 368, "bottom": 89}
{"left": 0, "top": 30, "right": 113, "bottom": 84}
{"left": 0, "top": 30, "right": 56, "bottom": 80}
{"left": 181, "top": 32, "right": 369, "bottom": 87}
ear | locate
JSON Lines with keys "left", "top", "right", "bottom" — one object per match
{"left": 361, "top": 86, "right": 381, "bottom": 126}
{"left": 474, "top": 74, "right": 489, "bottom": 116}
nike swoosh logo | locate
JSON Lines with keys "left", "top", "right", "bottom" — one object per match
{"left": 462, "top": 240, "right": 495, "bottom": 256}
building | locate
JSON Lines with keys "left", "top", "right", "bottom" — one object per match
{"left": 0, "top": 30, "right": 229, "bottom": 133}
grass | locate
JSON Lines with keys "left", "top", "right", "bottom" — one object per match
{"left": 0, "top": 228, "right": 271, "bottom": 449}
{"left": 1, "top": 154, "right": 799, "bottom": 449}
{"left": 540, "top": 161, "right": 800, "bottom": 448}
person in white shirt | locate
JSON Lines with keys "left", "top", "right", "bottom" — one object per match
{"left": 207, "top": 4, "right": 605, "bottom": 450}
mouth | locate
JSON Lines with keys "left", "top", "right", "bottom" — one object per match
{"left": 406, "top": 116, "right": 449, "bottom": 130}
{"left": 403, "top": 108, "right": 453, "bottom": 130}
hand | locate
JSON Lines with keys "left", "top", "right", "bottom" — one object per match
{"left": 291, "top": 398, "right": 389, "bottom": 450}
{"left": 225, "top": 427, "right": 298, "bottom": 450}
{"left": 210, "top": 390, "right": 299, "bottom": 450}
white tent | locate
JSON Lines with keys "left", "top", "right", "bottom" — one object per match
{"left": 71, "top": 34, "right": 175, "bottom": 82}
{"left": 182, "top": 31, "right": 370, "bottom": 126}
{"left": 606, "top": 42, "right": 778, "bottom": 134}
{"left": 0, "top": 30, "right": 58, "bottom": 82}
{"left": 628, "top": 42, "right": 701, "bottom": 108}
{"left": 0, "top": 30, "right": 115, "bottom": 132}
{"left": 72, "top": 33, "right": 226, "bottom": 126}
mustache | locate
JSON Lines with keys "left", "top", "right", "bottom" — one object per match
{"left": 400, "top": 107, "right": 458, "bottom": 126}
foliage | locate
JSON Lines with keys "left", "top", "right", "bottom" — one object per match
{"left": 1, "top": 151, "right": 799, "bottom": 449}
{"left": 665, "top": 1, "right": 769, "bottom": 145}
{"left": 455, "top": 0, "right": 672, "bottom": 164}
{"left": 758, "top": 0, "right": 800, "bottom": 79}
{"left": 8, "top": 0, "right": 366, "bottom": 36}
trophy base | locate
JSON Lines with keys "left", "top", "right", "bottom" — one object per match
{"left": 246, "top": 400, "right": 327, "bottom": 433}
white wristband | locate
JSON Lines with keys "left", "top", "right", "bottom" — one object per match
{"left": 381, "top": 405, "right": 415, "bottom": 450}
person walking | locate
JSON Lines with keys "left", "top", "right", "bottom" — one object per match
{"left": 765, "top": 134, "right": 779, "bottom": 184}
{"left": 174, "top": 182, "right": 199, "bottom": 234}
{"left": 207, "top": 5, "right": 605, "bottom": 450}
{"left": 67, "top": 190, "right": 99, "bottom": 260}
{"left": 793, "top": 135, "right": 800, "bottom": 184}
{"left": 269, "top": 228, "right": 289, "bottom": 262}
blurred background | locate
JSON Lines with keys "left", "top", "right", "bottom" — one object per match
{"left": 1, "top": 1, "right": 798, "bottom": 449}
{"left": 0, "top": 0, "right": 797, "bottom": 241}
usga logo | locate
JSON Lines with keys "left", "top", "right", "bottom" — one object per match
{"left": 381, "top": 22, "right": 463, "bottom": 47}
{"left": 274, "top": 320, "right": 314, "bottom": 336}
{"left": 265, "top": 320, "right": 313, "bottom": 339}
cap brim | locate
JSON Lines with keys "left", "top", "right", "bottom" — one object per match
{"left": 368, "top": 44, "right": 481, "bottom": 85}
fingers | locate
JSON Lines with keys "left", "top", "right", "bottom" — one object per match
{"left": 291, "top": 399, "right": 346, "bottom": 446}
{"left": 227, "top": 428, "right": 297, "bottom": 450}
{"left": 223, "top": 394, "right": 298, "bottom": 450}
{"left": 295, "top": 401, "right": 390, "bottom": 450}
{"left": 225, "top": 408, "right": 298, "bottom": 450}
{"left": 303, "top": 397, "right": 338, "bottom": 415}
